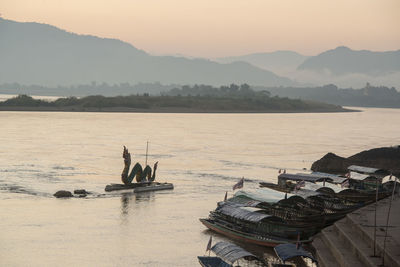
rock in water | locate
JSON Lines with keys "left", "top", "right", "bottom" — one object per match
{"left": 311, "top": 146, "right": 400, "bottom": 175}
{"left": 74, "top": 189, "right": 89, "bottom": 195}
{"left": 54, "top": 190, "right": 73, "bottom": 198}
{"left": 311, "top": 152, "right": 348, "bottom": 174}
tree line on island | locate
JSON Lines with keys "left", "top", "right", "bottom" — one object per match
{"left": 0, "top": 82, "right": 398, "bottom": 108}
{"left": 0, "top": 84, "right": 348, "bottom": 113}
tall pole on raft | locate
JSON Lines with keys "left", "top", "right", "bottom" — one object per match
{"left": 145, "top": 141, "right": 149, "bottom": 166}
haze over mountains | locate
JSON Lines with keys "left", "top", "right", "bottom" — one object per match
{"left": 216, "top": 51, "right": 309, "bottom": 77}
{"left": 0, "top": 18, "right": 399, "bottom": 90}
{"left": 217, "top": 48, "right": 400, "bottom": 89}
{"left": 298, "top": 46, "right": 400, "bottom": 75}
{"left": 0, "top": 18, "right": 293, "bottom": 87}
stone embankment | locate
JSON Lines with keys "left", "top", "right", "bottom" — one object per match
{"left": 313, "top": 196, "right": 400, "bottom": 267}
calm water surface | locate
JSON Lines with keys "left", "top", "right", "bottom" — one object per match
{"left": 1, "top": 108, "right": 399, "bottom": 266}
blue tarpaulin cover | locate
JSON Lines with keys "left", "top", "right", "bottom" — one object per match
{"left": 274, "top": 243, "right": 316, "bottom": 263}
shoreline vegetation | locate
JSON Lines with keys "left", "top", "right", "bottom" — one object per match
{"left": 1, "top": 82, "right": 398, "bottom": 109}
{"left": 0, "top": 84, "right": 356, "bottom": 113}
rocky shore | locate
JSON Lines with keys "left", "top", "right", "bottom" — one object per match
{"left": 311, "top": 146, "right": 400, "bottom": 175}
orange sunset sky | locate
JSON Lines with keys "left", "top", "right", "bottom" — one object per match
{"left": 2, "top": 0, "right": 399, "bottom": 57}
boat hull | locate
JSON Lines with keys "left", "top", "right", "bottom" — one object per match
{"left": 199, "top": 219, "right": 312, "bottom": 247}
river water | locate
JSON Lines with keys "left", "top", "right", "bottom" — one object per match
{"left": 0, "top": 108, "right": 399, "bottom": 266}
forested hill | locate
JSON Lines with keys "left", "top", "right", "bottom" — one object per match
{"left": 0, "top": 18, "right": 293, "bottom": 87}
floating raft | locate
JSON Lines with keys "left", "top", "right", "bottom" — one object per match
{"left": 105, "top": 182, "right": 173, "bottom": 192}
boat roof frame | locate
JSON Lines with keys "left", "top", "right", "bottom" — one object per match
{"left": 278, "top": 173, "right": 346, "bottom": 184}
{"left": 348, "top": 165, "right": 390, "bottom": 176}
{"left": 211, "top": 241, "right": 262, "bottom": 264}
{"left": 274, "top": 243, "right": 317, "bottom": 263}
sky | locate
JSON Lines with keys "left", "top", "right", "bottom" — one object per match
{"left": 1, "top": 0, "right": 399, "bottom": 57}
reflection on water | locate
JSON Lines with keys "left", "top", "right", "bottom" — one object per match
{"left": 121, "top": 193, "right": 132, "bottom": 216}
{"left": 120, "top": 192, "right": 156, "bottom": 225}
{"left": 0, "top": 109, "right": 400, "bottom": 266}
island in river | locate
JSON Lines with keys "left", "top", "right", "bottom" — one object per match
{"left": 0, "top": 94, "right": 355, "bottom": 113}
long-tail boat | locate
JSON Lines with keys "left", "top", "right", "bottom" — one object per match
{"left": 227, "top": 187, "right": 362, "bottom": 227}
{"left": 200, "top": 202, "right": 315, "bottom": 247}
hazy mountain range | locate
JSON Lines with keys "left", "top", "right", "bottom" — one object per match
{"left": 215, "top": 51, "right": 309, "bottom": 76}
{"left": 0, "top": 18, "right": 399, "bottom": 89}
{"left": 217, "top": 47, "right": 400, "bottom": 89}
{"left": 0, "top": 18, "right": 293, "bottom": 87}
{"left": 218, "top": 47, "right": 400, "bottom": 76}
{"left": 298, "top": 46, "right": 400, "bottom": 75}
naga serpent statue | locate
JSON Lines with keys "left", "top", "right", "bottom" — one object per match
{"left": 121, "top": 146, "right": 158, "bottom": 185}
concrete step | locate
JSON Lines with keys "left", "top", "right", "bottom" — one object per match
{"left": 346, "top": 211, "right": 376, "bottom": 249}
{"left": 321, "top": 226, "right": 364, "bottom": 267}
{"left": 346, "top": 212, "right": 400, "bottom": 267}
{"left": 312, "top": 234, "right": 340, "bottom": 267}
{"left": 334, "top": 220, "right": 382, "bottom": 267}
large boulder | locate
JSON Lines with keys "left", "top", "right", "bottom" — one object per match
{"left": 311, "top": 152, "right": 350, "bottom": 174}
{"left": 311, "top": 146, "right": 400, "bottom": 175}
{"left": 54, "top": 190, "right": 73, "bottom": 198}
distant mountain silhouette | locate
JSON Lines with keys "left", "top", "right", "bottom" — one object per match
{"left": 216, "top": 51, "right": 309, "bottom": 75}
{"left": 256, "top": 83, "right": 400, "bottom": 108}
{"left": 298, "top": 46, "right": 400, "bottom": 75}
{"left": 0, "top": 18, "right": 294, "bottom": 86}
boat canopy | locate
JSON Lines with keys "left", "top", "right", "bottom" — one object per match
{"left": 303, "top": 181, "right": 344, "bottom": 193}
{"left": 308, "top": 172, "right": 347, "bottom": 184}
{"left": 278, "top": 173, "right": 345, "bottom": 184}
{"left": 274, "top": 243, "right": 316, "bottom": 263}
{"left": 216, "top": 203, "right": 274, "bottom": 223}
{"left": 348, "top": 165, "right": 389, "bottom": 176}
{"left": 225, "top": 197, "right": 261, "bottom": 207}
{"left": 293, "top": 188, "right": 320, "bottom": 198}
{"left": 278, "top": 195, "right": 308, "bottom": 206}
{"left": 349, "top": 171, "right": 374, "bottom": 180}
{"left": 197, "top": 256, "right": 232, "bottom": 267}
{"left": 234, "top": 188, "right": 294, "bottom": 204}
{"left": 211, "top": 241, "right": 261, "bottom": 264}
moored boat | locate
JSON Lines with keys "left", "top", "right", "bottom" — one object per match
{"left": 199, "top": 218, "right": 312, "bottom": 248}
